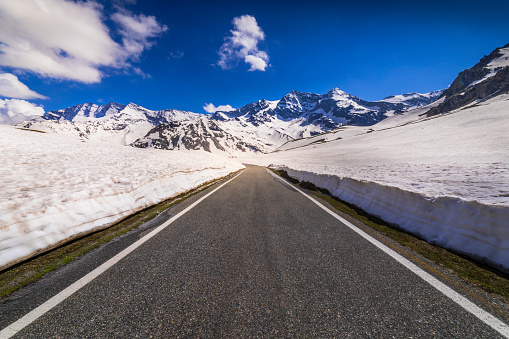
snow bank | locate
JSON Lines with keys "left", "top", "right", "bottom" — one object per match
{"left": 241, "top": 94, "right": 509, "bottom": 272}
{"left": 275, "top": 166, "right": 509, "bottom": 273}
{"left": 0, "top": 125, "right": 244, "bottom": 270}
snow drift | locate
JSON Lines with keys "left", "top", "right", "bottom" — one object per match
{"left": 0, "top": 125, "right": 244, "bottom": 270}
{"left": 274, "top": 166, "right": 509, "bottom": 272}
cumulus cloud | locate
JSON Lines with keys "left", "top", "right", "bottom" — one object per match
{"left": 0, "top": 0, "right": 167, "bottom": 84}
{"left": 203, "top": 103, "right": 236, "bottom": 113}
{"left": 217, "top": 15, "right": 269, "bottom": 71}
{"left": 0, "top": 98, "right": 45, "bottom": 125}
{"left": 245, "top": 54, "right": 269, "bottom": 72}
{"left": 0, "top": 73, "right": 47, "bottom": 99}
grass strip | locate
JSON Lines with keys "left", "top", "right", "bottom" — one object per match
{"left": 271, "top": 169, "right": 509, "bottom": 306}
{"left": 0, "top": 170, "right": 241, "bottom": 299}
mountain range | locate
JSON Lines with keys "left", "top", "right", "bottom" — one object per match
{"left": 18, "top": 43, "right": 509, "bottom": 154}
{"left": 20, "top": 88, "right": 443, "bottom": 153}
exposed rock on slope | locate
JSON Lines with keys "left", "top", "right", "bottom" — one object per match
{"left": 18, "top": 88, "right": 442, "bottom": 153}
{"left": 218, "top": 88, "right": 443, "bottom": 127}
{"left": 132, "top": 117, "right": 263, "bottom": 153}
{"left": 426, "top": 43, "right": 509, "bottom": 116}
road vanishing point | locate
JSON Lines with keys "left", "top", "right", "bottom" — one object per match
{"left": 1, "top": 166, "right": 508, "bottom": 338}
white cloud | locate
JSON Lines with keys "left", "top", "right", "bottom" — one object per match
{"left": 111, "top": 11, "right": 168, "bottom": 62}
{"left": 217, "top": 15, "right": 269, "bottom": 71}
{"left": 0, "top": 73, "right": 47, "bottom": 99}
{"left": 203, "top": 103, "right": 236, "bottom": 113}
{"left": 0, "top": 0, "right": 167, "bottom": 83}
{"left": 0, "top": 98, "right": 45, "bottom": 125}
{"left": 245, "top": 54, "right": 268, "bottom": 72}
{"left": 169, "top": 51, "right": 184, "bottom": 59}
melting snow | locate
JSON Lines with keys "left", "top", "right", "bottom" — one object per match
{"left": 0, "top": 125, "right": 244, "bottom": 269}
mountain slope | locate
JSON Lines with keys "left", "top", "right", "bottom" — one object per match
{"left": 19, "top": 102, "right": 200, "bottom": 145}
{"left": 425, "top": 43, "right": 509, "bottom": 116}
{"left": 17, "top": 87, "right": 442, "bottom": 153}
{"left": 242, "top": 91, "right": 509, "bottom": 272}
{"left": 131, "top": 117, "right": 264, "bottom": 153}
{"left": 43, "top": 102, "right": 127, "bottom": 121}
{"left": 216, "top": 88, "right": 443, "bottom": 127}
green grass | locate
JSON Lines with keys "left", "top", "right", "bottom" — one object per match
{"left": 271, "top": 169, "right": 509, "bottom": 305}
{"left": 0, "top": 171, "right": 241, "bottom": 299}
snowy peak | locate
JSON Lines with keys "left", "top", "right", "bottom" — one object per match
{"left": 43, "top": 102, "right": 199, "bottom": 126}
{"left": 379, "top": 90, "right": 443, "bottom": 106}
{"left": 233, "top": 98, "right": 277, "bottom": 118}
{"left": 326, "top": 87, "right": 356, "bottom": 101}
{"left": 25, "top": 86, "right": 443, "bottom": 154}
{"left": 211, "top": 87, "right": 442, "bottom": 129}
{"left": 21, "top": 101, "right": 201, "bottom": 146}
{"left": 44, "top": 102, "right": 127, "bottom": 121}
{"left": 486, "top": 45, "right": 509, "bottom": 70}
{"left": 275, "top": 91, "right": 321, "bottom": 119}
{"left": 374, "top": 90, "right": 445, "bottom": 116}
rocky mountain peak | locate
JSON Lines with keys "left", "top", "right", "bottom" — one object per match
{"left": 30, "top": 83, "right": 444, "bottom": 155}
{"left": 425, "top": 43, "right": 509, "bottom": 116}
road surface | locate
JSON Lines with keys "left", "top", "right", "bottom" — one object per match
{"left": 1, "top": 166, "right": 507, "bottom": 337}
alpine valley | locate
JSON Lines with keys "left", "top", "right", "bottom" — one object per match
{"left": 20, "top": 88, "right": 443, "bottom": 154}
{"left": 5, "top": 43, "right": 509, "bottom": 273}
{"left": 17, "top": 43, "right": 509, "bottom": 156}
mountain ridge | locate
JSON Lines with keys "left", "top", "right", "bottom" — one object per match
{"left": 425, "top": 43, "right": 509, "bottom": 116}
{"left": 215, "top": 87, "right": 443, "bottom": 127}
{"left": 19, "top": 87, "right": 443, "bottom": 153}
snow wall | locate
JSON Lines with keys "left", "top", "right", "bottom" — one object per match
{"left": 0, "top": 167, "right": 242, "bottom": 271}
{"left": 274, "top": 166, "right": 509, "bottom": 273}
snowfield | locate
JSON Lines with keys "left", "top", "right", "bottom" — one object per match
{"left": 0, "top": 125, "right": 244, "bottom": 270}
{"left": 242, "top": 94, "right": 509, "bottom": 271}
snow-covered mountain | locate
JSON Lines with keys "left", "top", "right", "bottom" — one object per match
{"left": 132, "top": 117, "right": 265, "bottom": 153}
{"left": 425, "top": 43, "right": 509, "bottom": 116}
{"left": 19, "top": 88, "right": 442, "bottom": 153}
{"left": 215, "top": 88, "right": 443, "bottom": 127}
{"left": 133, "top": 88, "right": 442, "bottom": 154}
{"left": 241, "top": 90, "right": 509, "bottom": 272}
{"left": 19, "top": 102, "right": 200, "bottom": 145}
{"left": 43, "top": 102, "right": 127, "bottom": 121}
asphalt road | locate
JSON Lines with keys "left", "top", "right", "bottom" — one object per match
{"left": 0, "top": 166, "right": 506, "bottom": 338}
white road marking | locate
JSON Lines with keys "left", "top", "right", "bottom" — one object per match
{"left": 268, "top": 169, "right": 509, "bottom": 338}
{"left": 0, "top": 171, "right": 244, "bottom": 338}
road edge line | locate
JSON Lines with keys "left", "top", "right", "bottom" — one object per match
{"left": 268, "top": 169, "right": 509, "bottom": 338}
{"left": 0, "top": 170, "right": 244, "bottom": 338}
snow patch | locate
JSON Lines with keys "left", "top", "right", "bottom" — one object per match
{"left": 487, "top": 47, "right": 509, "bottom": 70}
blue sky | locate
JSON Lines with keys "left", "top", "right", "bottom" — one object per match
{"left": 1, "top": 0, "right": 509, "bottom": 116}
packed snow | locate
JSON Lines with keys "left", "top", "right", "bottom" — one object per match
{"left": 242, "top": 94, "right": 509, "bottom": 271}
{"left": 0, "top": 125, "right": 244, "bottom": 269}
